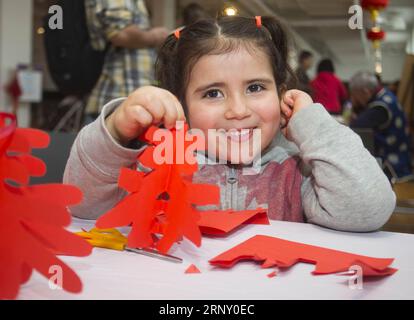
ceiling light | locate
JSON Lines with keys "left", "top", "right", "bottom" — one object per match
{"left": 224, "top": 6, "right": 238, "bottom": 16}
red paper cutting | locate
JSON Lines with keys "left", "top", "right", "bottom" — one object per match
{"left": 209, "top": 235, "right": 397, "bottom": 277}
{"left": 0, "top": 113, "right": 92, "bottom": 299}
{"left": 185, "top": 264, "right": 201, "bottom": 274}
{"left": 97, "top": 125, "right": 220, "bottom": 254}
{"left": 198, "top": 209, "right": 269, "bottom": 236}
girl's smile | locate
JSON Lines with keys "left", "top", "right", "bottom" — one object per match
{"left": 225, "top": 128, "right": 257, "bottom": 143}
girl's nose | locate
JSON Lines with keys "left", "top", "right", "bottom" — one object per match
{"left": 224, "top": 98, "right": 252, "bottom": 120}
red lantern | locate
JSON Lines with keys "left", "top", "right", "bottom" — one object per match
{"left": 361, "top": 0, "right": 389, "bottom": 10}
{"left": 367, "top": 28, "right": 386, "bottom": 49}
{"left": 367, "top": 29, "right": 385, "bottom": 41}
{"left": 361, "top": 0, "right": 389, "bottom": 21}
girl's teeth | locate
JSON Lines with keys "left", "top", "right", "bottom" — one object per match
{"left": 226, "top": 129, "right": 253, "bottom": 142}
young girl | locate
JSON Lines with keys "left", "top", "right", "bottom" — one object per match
{"left": 64, "top": 16, "right": 395, "bottom": 232}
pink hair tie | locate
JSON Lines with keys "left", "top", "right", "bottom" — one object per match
{"left": 174, "top": 29, "right": 181, "bottom": 39}
{"left": 255, "top": 16, "right": 262, "bottom": 28}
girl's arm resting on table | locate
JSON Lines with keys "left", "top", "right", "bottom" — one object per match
{"left": 288, "top": 103, "right": 396, "bottom": 232}
{"left": 63, "top": 98, "right": 145, "bottom": 220}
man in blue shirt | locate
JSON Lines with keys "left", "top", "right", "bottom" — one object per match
{"left": 350, "top": 71, "right": 412, "bottom": 181}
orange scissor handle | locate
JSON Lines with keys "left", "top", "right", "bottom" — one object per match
{"left": 75, "top": 228, "right": 127, "bottom": 251}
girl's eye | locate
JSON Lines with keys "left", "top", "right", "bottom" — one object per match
{"left": 203, "top": 89, "right": 223, "bottom": 99}
{"left": 247, "top": 84, "right": 265, "bottom": 93}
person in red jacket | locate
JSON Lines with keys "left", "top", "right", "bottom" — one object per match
{"left": 311, "top": 59, "right": 348, "bottom": 114}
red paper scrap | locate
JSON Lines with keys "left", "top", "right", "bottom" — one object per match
{"left": 198, "top": 209, "right": 269, "bottom": 235}
{"left": 185, "top": 264, "right": 201, "bottom": 274}
{"left": 209, "top": 235, "right": 397, "bottom": 277}
{"left": 267, "top": 271, "right": 277, "bottom": 278}
{"left": 0, "top": 113, "right": 92, "bottom": 299}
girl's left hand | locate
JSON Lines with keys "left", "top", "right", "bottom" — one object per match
{"left": 280, "top": 89, "right": 313, "bottom": 135}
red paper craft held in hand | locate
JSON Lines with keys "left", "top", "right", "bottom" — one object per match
{"left": 97, "top": 125, "right": 218, "bottom": 253}
{"left": 0, "top": 113, "right": 92, "bottom": 299}
{"left": 210, "top": 235, "right": 397, "bottom": 277}
{"left": 97, "top": 125, "right": 269, "bottom": 254}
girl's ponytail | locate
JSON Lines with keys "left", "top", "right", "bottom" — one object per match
{"left": 260, "top": 16, "right": 296, "bottom": 90}
{"left": 155, "top": 33, "right": 179, "bottom": 94}
{"left": 261, "top": 16, "right": 288, "bottom": 67}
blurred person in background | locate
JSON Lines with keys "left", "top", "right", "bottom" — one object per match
{"left": 295, "top": 50, "right": 314, "bottom": 95}
{"left": 84, "top": 0, "right": 170, "bottom": 121}
{"left": 311, "top": 58, "right": 348, "bottom": 114}
{"left": 350, "top": 71, "right": 412, "bottom": 181}
{"left": 388, "top": 80, "right": 400, "bottom": 96}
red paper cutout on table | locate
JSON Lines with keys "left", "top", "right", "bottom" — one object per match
{"left": 209, "top": 235, "right": 397, "bottom": 277}
{"left": 0, "top": 113, "right": 92, "bottom": 299}
{"left": 267, "top": 271, "right": 277, "bottom": 278}
{"left": 185, "top": 264, "right": 201, "bottom": 274}
{"left": 97, "top": 125, "right": 269, "bottom": 254}
{"left": 198, "top": 209, "right": 269, "bottom": 236}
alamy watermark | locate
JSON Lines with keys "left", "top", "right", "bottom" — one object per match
{"left": 348, "top": 5, "right": 364, "bottom": 30}
{"left": 47, "top": 4, "right": 365, "bottom": 31}
{"left": 48, "top": 5, "right": 63, "bottom": 30}
{"left": 348, "top": 265, "right": 364, "bottom": 290}
{"left": 48, "top": 265, "right": 63, "bottom": 290}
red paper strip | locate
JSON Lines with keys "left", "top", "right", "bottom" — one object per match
{"left": 0, "top": 113, "right": 92, "bottom": 299}
{"left": 209, "top": 235, "right": 397, "bottom": 277}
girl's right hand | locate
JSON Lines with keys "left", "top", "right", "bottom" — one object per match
{"left": 105, "top": 86, "right": 186, "bottom": 146}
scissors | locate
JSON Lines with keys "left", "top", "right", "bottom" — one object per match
{"left": 76, "top": 228, "right": 182, "bottom": 264}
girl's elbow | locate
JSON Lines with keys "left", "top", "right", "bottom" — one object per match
{"left": 354, "top": 190, "right": 396, "bottom": 232}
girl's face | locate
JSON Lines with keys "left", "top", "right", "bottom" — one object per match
{"left": 185, "top": 46, "right": 281, "bottom": 164}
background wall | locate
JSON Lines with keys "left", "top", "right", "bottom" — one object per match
{"left": 0, "top": 0, "right": 33, "bottom": 127}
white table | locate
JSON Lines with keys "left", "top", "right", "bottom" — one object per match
{"left": 18, "top": 218, "right": 414, "bottom": 300}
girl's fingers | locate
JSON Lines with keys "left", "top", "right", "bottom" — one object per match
{"left": 280, "top": 99, "right": 293, "bottom": 118}
{"left": 281, "top": 104, "right": 292, "bottom": 117}
{"left": 131, "top": 105, "right": 154, "bottom": 128}
{"left": 129, "top": 89, "right": 187, "bottom": 132}
{"left": 160, "top": 97, "right": 179, "bottom": 130}
{"left": 283, "top": 94, "right": 294, "bottom": 107}
{"left": 145, "top": 98, "right": 166, "bottom": 125}
{"left": 280, "top": 95, "right": 293, "bottom": 130}
{"left": 162, "top": 93, "right": 186, "bottom": 129}
{"left": 285, "top": 89, "right": 300, "bottom": 100}
{"left": 283, "top": 89, "right": 302, "bottom": 105}
{"left": 280, "top": 115, "right": 287, "bottom": 128}
{"left": 172, "top": 96, "right": 186, "bottom": 123}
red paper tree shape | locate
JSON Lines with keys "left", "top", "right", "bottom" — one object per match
{"left": 210, "top": 235, "right": 397, "bottom": 277}
{"left": 97, "top": 125, "right": 221, "bottom": 253}
{"left": 0, "top": 113, "right": 92, "bottom": 299}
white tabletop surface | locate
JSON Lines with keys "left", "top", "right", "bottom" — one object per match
{"left": 18, "top": 218, "right": 414, "bottom": 300}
